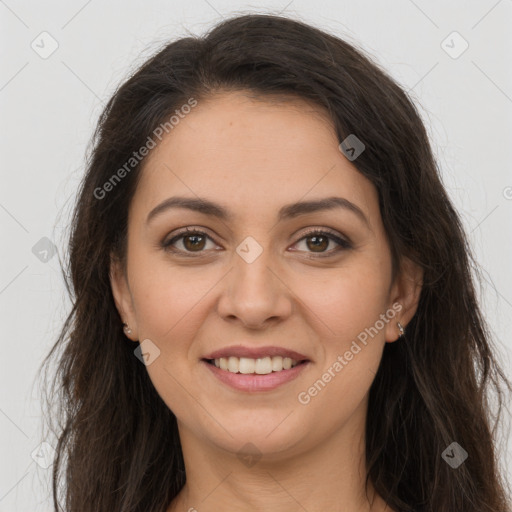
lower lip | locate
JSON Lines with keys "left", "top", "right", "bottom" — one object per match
{"left": 202, "top": 360, "right": 310, "bottom": 392}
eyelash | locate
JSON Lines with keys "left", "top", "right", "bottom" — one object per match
{"left": 161, "top": 226, "right": 352, "bottom": 258}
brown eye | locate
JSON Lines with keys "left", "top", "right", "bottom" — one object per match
{"left": 162, "top": 228, "right": 217, "bottom": 254}
{"left": 292, "top": 229, "right": 351, "bottom": 257}
{"left": 305, "top": 234, "right": 329, "bottom": 252}
{"left": 183, "top": 233, "right": 206, "bottom": 251}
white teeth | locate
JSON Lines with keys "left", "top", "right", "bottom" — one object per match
{"left": 228, "top": 356, "right": 239, "bottom": 373}
{"left": 239, "top": 357, "right": 255, "bottom": 374}
{"left": 255, "top": 357, "right": 272, "bottom": 374}
{"left": 272, "top": 356, "right": 283, "bottom": 371}
{"left": 213, "top": 356, "right": 299, "bottom": 373}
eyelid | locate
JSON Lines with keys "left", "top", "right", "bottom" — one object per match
{"left": 295, "top": 226, "right": 351, "bottom": 246}
{"left": 290, "top": 227, "right": 352, "bottom": 257}
{"left": 162, "top": 226, "right": 221, "bottom": 252}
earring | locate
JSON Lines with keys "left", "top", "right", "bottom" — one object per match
{"left": 397, "top": 321, "right": 405, "bottom": 338}
{"left": 123, "top": 322, "right": 132, "bottom": 335}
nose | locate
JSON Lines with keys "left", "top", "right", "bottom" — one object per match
{"left": 217, "top": 245, "right": 293, "bottom": 329}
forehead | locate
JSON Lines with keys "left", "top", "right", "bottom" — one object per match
{"left": 131, "top": 91, "right": 378, "bottom": 222}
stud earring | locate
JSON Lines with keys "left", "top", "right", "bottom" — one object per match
{"left": 397, "top": 321, "right": 405, "bottom": 338}
{"left": 123, "top": 322, "right": 132, "bottom": 335}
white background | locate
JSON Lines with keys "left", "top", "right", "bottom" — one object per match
{"left": 1, "top": 1, "right": 511, "bottom": 510}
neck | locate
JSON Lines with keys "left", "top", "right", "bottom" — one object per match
{"left": 167, "top": 400, "right": 393, "bottom": 512}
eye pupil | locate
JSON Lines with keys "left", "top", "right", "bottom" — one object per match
{"left": 307, "top": 235, "right": 328, "bottom": 252}
{"left": 184, "top": 234, "right": 206, "bottom": 251}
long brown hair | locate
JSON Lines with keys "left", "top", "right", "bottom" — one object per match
{"left": 39, "top": 13, "right": 511, "bottom": 512}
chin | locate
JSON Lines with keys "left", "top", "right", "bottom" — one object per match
{"left": 201, "top": 415, "right": 308, "bottom": 458}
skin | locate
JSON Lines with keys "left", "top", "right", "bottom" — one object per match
{"left": 110, "top": 90, "right": 423, "bottom": 512}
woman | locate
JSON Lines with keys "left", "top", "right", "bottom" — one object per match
{"left": 40, "top": 13, "right": 511, "bottom": 512}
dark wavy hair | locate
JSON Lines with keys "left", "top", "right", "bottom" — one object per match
{"left": 38, "top": 12, "right": 511, "bottom": 512}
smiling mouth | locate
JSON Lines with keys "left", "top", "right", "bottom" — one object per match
{"left": 204, "top": 356, "right": 308, "bottom": 374}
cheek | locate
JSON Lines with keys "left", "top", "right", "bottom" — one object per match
{"left": 290, "top": 257, "right": 391, "bottom": 348}
{"left": 127, "top": 257, "right": 211, "bottom": 416}
{"left": 293, "top": 265, "right": 389, "bottom": 424}
{"left": 128, "top": 250, "right": 212, "bottom": 342}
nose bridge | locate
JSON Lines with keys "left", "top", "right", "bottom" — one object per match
{"left": 234, "top": 242, "right": 275, "bottom": 296}
{"left": 217, "top": 235, "right": 292, "bottom": 327}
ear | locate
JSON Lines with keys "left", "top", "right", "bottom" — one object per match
{"left": 385, "top": 256, "right": 423, "bottom": 343}
{"left": 109, "top": 253, "right": 138, "bottom": 341}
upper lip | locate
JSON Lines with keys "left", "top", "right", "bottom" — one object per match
{"left": 203, "top": 345, "right": 310, "bottom": 361}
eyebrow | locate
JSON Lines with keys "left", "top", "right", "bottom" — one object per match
{"left": 146, "top": 195, "right": 369, "bottom": 227}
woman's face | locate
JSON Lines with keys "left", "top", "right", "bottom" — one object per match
{"left": 111, "top": 91, "right": 422, "bottom": 458}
